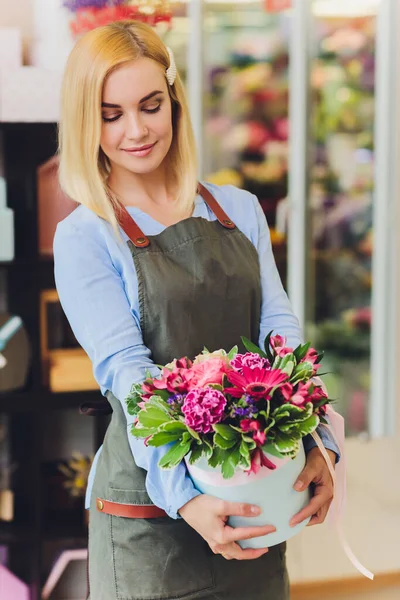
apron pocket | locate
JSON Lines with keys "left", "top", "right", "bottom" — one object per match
{"left": 108, "top": 488, "right": 215, "bottom": 600}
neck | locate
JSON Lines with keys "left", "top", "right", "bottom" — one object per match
{"left": 108, "top": 163, "right": 175, "bottom": 208}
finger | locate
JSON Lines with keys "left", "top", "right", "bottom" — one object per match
{"left": 290, "top": 486, "right": 333, "bottom": 527}
{"left": 293, "top": 463, "right": 319, "bottom": 492}
{"left": 218, "top": 543, "right": 269, "bottom": 561}
{"left": 220, "top": 501, "right": 262, "bottom": 518}
{"left": 307, "top": 498, "right": 332, "bottom": 527}
{"left": 223, "top": 523, "right": 276, "bottom": 544}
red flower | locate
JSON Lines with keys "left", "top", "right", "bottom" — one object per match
{"left": 270, "top": 334, "right": 293, "bottom": 357}
{"left": 143, "top": 367, "right": 191, "bottom": 397}
{"left": 246, "top": 448, "right": 276, "bottom": 475}
{"left": 240, "top": 419, "right": 267, "bottom": 447}
{"left": 225, "top": 367, "right": 288, "bottom": 398}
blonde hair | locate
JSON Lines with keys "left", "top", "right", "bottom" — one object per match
{"left": 58, "top": 20, "right": 198, "bottom": 233}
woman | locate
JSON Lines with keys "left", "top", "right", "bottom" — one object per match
{"left": 54, "top": 20, "right": 339, "bottom": 600}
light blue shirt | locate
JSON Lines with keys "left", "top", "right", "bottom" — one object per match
{"left": 53, "top": 183, "right": 339, "bottom": 518}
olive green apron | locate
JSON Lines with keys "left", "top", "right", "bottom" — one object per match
{"left": 88, "top": 186, "right": 289, "bottom": 599}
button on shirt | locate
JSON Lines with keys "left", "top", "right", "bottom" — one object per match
{"left": 53, "top": 183, "right": 340, "bottom": 518}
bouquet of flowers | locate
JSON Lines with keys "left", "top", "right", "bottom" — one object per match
{"left": 63, "top": 1, "right": 172, "bottom": 37}
{"left": 127, "top": 333, "right": 331, "bottom": 479}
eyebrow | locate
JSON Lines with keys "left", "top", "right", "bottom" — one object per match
{"left": 101, "top": 90, "right": 164, "bottom": 108}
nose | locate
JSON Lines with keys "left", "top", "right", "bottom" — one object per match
{"left": 126, "top": 112, "right": 148, "bottom": 140}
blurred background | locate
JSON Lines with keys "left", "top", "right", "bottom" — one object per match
{"left": 0, "top": 1, "right": 399, "bottom": 599}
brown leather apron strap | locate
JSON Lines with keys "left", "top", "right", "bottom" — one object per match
{"left": 96, "top": 497, "right": 168, "bottom": 519}
{"left": 197, "top": 183, "right": 236, "bottom": 229}
{"left": 117, "top": 205, "right": 150, "bottom": 248}
{"left": 117, "top": 183, "right": 236, "bottom": 246}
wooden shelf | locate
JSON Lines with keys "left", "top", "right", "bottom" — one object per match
{"left": 0, "top": 389, "right": 102, "bottom": 413}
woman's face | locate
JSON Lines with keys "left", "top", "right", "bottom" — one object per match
{"left": 100, "top": 57, "right": 173, "bottom": 178}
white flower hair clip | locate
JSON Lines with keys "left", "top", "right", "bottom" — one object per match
{"left": 165, "top": 46, "right": 177, "bottom": 86}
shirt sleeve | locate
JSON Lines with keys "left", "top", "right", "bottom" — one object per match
{"left": 53, "top": 220, "right": 200, "bottom": 518}
{"left": 252, "top": 196, "right": 340, "bottom": 462}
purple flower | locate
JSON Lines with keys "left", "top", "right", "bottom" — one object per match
{"left": 182, "top": 388, "right": 227, "bottom": 434}
{"left": 231, "top": 352, "right": 270, "bottom": 372}
{"left": 63, "top": 0, "right": 124, "bottom": 12}
{"left": 232, "top": 395, "right": 258, "bottom": 418}
{"left": 167, "top": 393, "right": 185, "bottom": 411}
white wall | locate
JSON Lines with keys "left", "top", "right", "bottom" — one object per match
{"left": 0, "top": 0, "right": 32, "bottom": 62}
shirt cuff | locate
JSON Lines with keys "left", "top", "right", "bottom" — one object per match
{"left": 167, "top": 488, "right": 202, "bottom": 520}
{"left": 303, "top": 425, "right": 341, "bottom": 464}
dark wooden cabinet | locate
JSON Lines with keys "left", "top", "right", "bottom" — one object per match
{"left": 0, "top": 123, "right": 107, "bottom": 600}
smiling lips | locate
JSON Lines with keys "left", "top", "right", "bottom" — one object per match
{"left": 122, "top": 142, "right": 156, "bottom": 157}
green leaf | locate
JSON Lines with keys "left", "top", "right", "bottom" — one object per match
{"left": 130, "top": 425, "right": 154, "bottom": 438}
{"left": 214, "top": 433, "right": 237, "bottom": 450}
{"left": 290, "top": 362, "right": 314, "bottom": 385}
{"left": 188, "top": 443, "right": 205, "bottom": 464}
{"left": 147, "top": 395, "right": 171, "bottom": 413}
{"left": 158, "top": 440, "right": 192, "bottom": 469}
{"left": 241, "top": 435, "right": 256, "bottom": 450}
{"left": 138, "top": 407, "right": 171, "bottom": 428}
{"left": 146, "top": 431, "right": 184, "bottom": 446}
{"left": 273, "top": 432, "right": 300, "bottom": 455}
{"left": 263, "top": 332, "right": 274, "bottom": 362}
{"left": 294, "top": 414, "right": 320, "bottom": 437}
{"left": 219, "top": 444, "right": 243, "bottom": 479}
{"left": 239, "top": 440, "right": 251, "bottom": 470}
{"left": 261, "top": 442, "right": 285, "bottom": 459}
{"left": 263, "top": 417, "right": 276, "bottom": 434}
{"left": 151, "top": 389, "right": 171, "bottom": 403}
{"left": 258, "top": 400, "right": 271, "bottom": 422}
{"left": 228, "top": 444, "right": 242, "bottom": 469}
{"left": 227, "top": 345, "right": 239, "bottom": 360}
{"left": 202, "top": 436, "right": 213, "bottom": 459}
{"left": 240, "top": 336, "right": 268, "bottom": 358}
{"left": 279, "top": 355, "right": 295, "bottom": 377}
{"left": 185, "top": 426, "right": 201, "bottom": 441}
{"left": 273, "top": 402, "right": 314, "bottom": 425}
{"left": 208, "top": 446, "right": 226, "bottom": 468}
{"left": 159, "top": 421, "right": 188, "bottom": 434}
{"left": 317, "top": 351, "right": 325, "bottom": 363}
{"left": 213, "top": 424, "right": 240, "bottom": 441}
{"left": 181, "top": 432, "right": 192, "bottom": 444}
{"left": 293, "top": 342, "right": 311, "bottom": 362}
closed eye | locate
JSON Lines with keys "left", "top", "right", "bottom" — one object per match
{"left": 102, "top": 114, "right": 121, "bottom": 123}
{"left": 143, "top": 104, "right": 161, "bottom": 114}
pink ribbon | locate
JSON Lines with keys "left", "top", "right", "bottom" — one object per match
{"left": 311, "top": 405, "right": 374, "bottom": 580}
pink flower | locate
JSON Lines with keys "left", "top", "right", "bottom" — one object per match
{"left": 270, "top": 334, "right": 293, "bottom": 357}
{"left": 240, "top": 419, "right": 267, "bottom": 446}
{"left": 279, "top": 382, "right": 293, "bottom": 401}
{"left": 303, "top": 347, "right": 319, "bottom": 365}
{"left": 182, "top": 388, "right": 227, "bottom": 434}
{"left": 231, "top": 352, "right": 270, "bottom": 372}
{"left": 144, "top": 367, "right": 192, "bottom": 396}
{"left": 247, "top": 448, "right": 276, "bottom": 475}
{"left": 187, "top": 357, "right": 230, "bottom": 389}
{"left": 289, "top": 381, "right": 328, "bottom": 409}
{"left": 225, "top": 367, "right": 288, "bottom": 398}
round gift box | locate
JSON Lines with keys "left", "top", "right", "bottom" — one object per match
{"left": 185, "top": 445, "right": 311, "bottom": 548}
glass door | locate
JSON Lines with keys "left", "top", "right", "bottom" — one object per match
{"left": 288, "top": 0, "right": 398, "bottom": 437}
{"left": 202, "top": 1, "right": 292, "bottom": 285}
{"left": 188, "top": 0, "right": 398, "bottom": 437}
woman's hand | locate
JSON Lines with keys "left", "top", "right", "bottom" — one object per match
{"left": 179, "top": 494, "right": 276, "bottom": 560}
{"left": 290, "top": 447, "right": 336, "bottom": 528}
